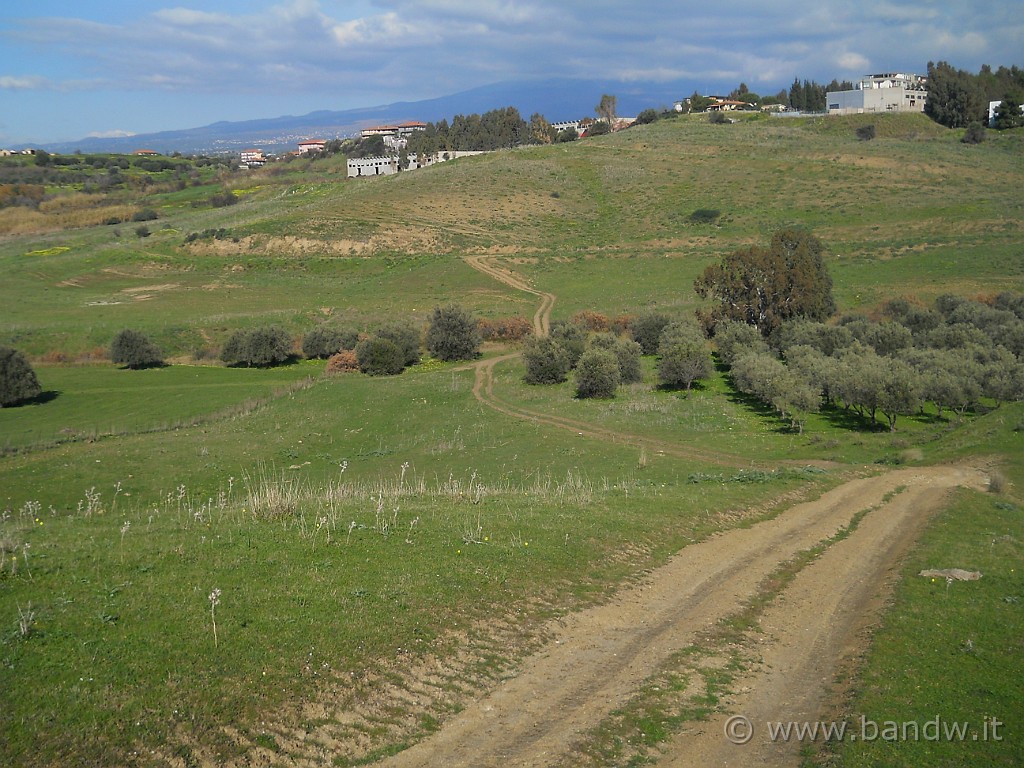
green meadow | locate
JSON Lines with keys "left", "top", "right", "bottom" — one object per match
{"left": 1, "top": 112, "right": 1022, "bottom": 766}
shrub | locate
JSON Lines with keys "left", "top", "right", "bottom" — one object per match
{"left": 570, "top": 310, "right": 610, "bottom": 332}
{"left": 689, "top": 208, "right": 722, "bottom": 224}
{"left": 855, "top": 124, "right": 876, "bottom": 141}
{"left": 657, "top": 339, "right": 711, "bottom": 390}
{"left": 590, "top": 334, "right": 643, "bottom": 384}
{"left": 478, "top": 316, "right": 532, "bottom": 342}
{"left": 209, "top": 191, "right": 239, "bottom": 208}
{"left": 523, "top": 337, "right": 572, "bottom": 384}
{"left": 131, "top": 208, "right": 158, "bottom": 222}
{"left": 135, "top": 225, "right": 151, "bottom": 238}
{"left": 110, "top": 329, "right": 164, "bottom": 369}
{"left": 355, "top": 337, "right": 405, "bottom": 376}
{"left": 222, "top": 326, "right": 292, "bottom": 367}
{"left": 0, "top": 347, "right": 42, "bottom": 406}
{"left": 549, "top": 321, "right": 587, "bottom": 368}
{"left": 377, "top": 320, "right": 422, "bottom": 366}
{"left": 303, "top": 325, "right": 346, "bottom": 359}
{"left": 631, "top": 311, "right": 671, "bottom": 354}
{"left": 325, "top": 350, "right": 359, "bottom": 374}
{"left": 426, "top": 304, "right": 481, "bottom": 361}
{"left": 962, "top": 122, "right": 986, "bottom": 144}
{"left": 574, "top": 348, "right": 621, "bottom": 399}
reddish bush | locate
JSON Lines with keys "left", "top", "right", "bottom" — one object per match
{"left": 478, "top": 316, "right": 533, "bottom": 342}
{"left": 325, "top": 350, "right": 359, "bottom": 374}
{"left": 571, "top": 310, "right": 610, "bottom": 332}
{"left": 610, "top": 314, "right": 635, "bottom": 335}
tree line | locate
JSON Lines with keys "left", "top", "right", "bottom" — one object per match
{"left": 926, "top": 62, "right": 1024, "bottom": 129}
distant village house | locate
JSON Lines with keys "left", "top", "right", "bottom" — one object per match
{"left": 297, "top": 140, "right": 327, "bottom": 154}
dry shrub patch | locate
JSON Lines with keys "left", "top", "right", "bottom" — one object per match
{"left": 326, "top": 350, "right": 359, "bottom": 374}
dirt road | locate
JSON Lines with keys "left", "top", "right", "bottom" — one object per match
{"left": 376, "top": 465, "right": 986, "bottom": 767}
{"left": 414, "top": 257, "right": 987, "bottom": 766}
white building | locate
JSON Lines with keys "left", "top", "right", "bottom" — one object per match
{"left": 347, "top": 151, "right": 485, "bottom": 179}
{"left": 827, "top": 73, "right": 927, "bottom": 115}
{"left": 297, "top": 140, "right": 327, "bottom": 154}
{"left": 240, "top": 149, "right": 266, "bottom": 167}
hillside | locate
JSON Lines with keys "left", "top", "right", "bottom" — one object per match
{"left": 2, "top": 112, "right": 1021, "bottom": 359}
{"left": 1, "top": 111, "right": 1023, "bottom": 768}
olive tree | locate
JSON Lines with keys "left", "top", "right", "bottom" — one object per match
{"left": 426, "top": 304, "right": 481, "bottom": 361}
{"left": 0, "top": 347, "right": 42, "bottom": 406}
{"left": 110, "top": 329, "right": 164, "bottom": 369}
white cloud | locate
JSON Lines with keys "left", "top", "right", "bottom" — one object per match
{"left": 836, "top": 52, "right": 871, "bottom": 72}
{"left": 0, "top": 75, "right": 52, "bottom": 89}
{"left": 87, "top": 129, "right": 137, "bottom": 138}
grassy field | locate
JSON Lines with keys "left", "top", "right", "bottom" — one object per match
{"left": 816, "top": 408, "right": 1024, "bottom": 767}
{"left": 1, "top": 112, "right": 1023, "bottom": 766}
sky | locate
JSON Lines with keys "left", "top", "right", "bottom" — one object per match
{"left": 1, "top": 0, "right": 1021, "bottom": 145}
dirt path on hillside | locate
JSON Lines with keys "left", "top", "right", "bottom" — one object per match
{"left": 462, "top": 256, "right": 760, "bottom": 468}
{"left": 465, "top": 255, "right": 556, "bottom": 336}
{"left": 375, "top": 465, "right": 986, "bottom": 767}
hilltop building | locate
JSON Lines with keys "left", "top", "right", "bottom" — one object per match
{"left": 826, "top": 73, "right": 927, "bottom": 115}
{"left": 347, "top": 151, "right": 484, "bottom": 179}
{"left": 297, "top": 140, "right": 327, "bottom": 154}
{"left": 359, "top": 122, "right": 428, "bottom": 150}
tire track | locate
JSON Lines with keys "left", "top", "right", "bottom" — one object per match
{"left": 465, "top": 255, "right": 555, "bottom": 336}
{"left": 375, "top": 466, "right": 987, "bottom": 767}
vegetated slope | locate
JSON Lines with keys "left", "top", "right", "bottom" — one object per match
{"left": 2, "top": 113, "right": 1022, "bottom": 358}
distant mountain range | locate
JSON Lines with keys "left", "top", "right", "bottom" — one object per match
{"left": 41, "top": 78, "right": 699, "bottom": 155}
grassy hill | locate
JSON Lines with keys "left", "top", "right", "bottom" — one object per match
{"left": 2, "top": 112, "right": 1021, "bottom": 358}
{"left": 1, "top": 112, "right": 1022, "bottom": 767}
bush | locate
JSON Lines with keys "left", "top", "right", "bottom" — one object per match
{"left": 355, "top": 337, "right": 405, "bottom": 376}
{"left": 377, "top": 320, "right": 422, "bottom": 366}
{"left": 131, "top": 208, "right": 158, "bottom": 222}
{"left": 548, "top": 321, "right": 587, "bottom": 368}
{"left": 0, "top": 347, "right": 42, "bottom": 406}
{"left": 325, "top": 350, "right": 359, "bottom": 374}
{"left": 110, "top": 329, "right": 164, "bottom": 369}
{"left": 135, "top": 225, "right": 151, "bottom": 238}
{"left": 590, "top": 334, "right": 643, "bottom": 383}
{"left": 962, "top": 122, "right": 986, "bottom": 144}
{"left": 689, "top": 208, "right": 722, "bottom": 224}
{"left": 657, "top": 339, "right": 711, "bottom": 390}
{"left": 574, "top": 348, "right": 621, "bottom": 399}
{"left": 631, "top": 311, "right": 671, "bottom": 355}
{"left": 303, "top": 325, "right": 348, "bottom": 359}
{"left": 209, "top": 191, "right": 239, "bottom": 208}
{"left": 478, "top": 316, "right": 532, "bottom": 342}
{"left": 523, "top": 337, "right": 572, "bottom": 384}
{"left": 426, "top": 304, "right": 481, "bottom": 361}
{"left": 855, "top": 124, "right": 876, "bottom": 141}
{"left": 222, "top": 326, "right": 292, "bottom": 367}
{"left": 570, "top": 310, "right": 610, "bottom": 332}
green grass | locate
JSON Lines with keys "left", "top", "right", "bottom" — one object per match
{"left": 3, "top": 113, "right": 1022, "bottom": 357}
{"left": 1, "top": 113, "right": 1023, "bottom": 765}
{"left": 0, "top": 359, "right": 838, "bottom": 766}
{"left": 0, "top": 362, "right": 321, "bottom": 452}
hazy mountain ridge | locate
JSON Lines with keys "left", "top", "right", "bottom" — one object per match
{"left": 41, "top": 78, "right": 693, "bottom": 155}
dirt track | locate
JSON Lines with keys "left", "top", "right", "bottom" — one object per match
{"left": 370, "top": 259, "right": 990, "bottom": 766}
{"left": 376, "top": 466, "right": 985, "bottom": 767}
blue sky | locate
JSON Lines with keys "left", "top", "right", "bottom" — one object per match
{"left": 1, "top": 0, "right": 1020, "bottom": 145}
